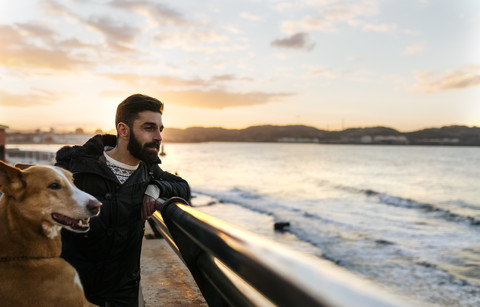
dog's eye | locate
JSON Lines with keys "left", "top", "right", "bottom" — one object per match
{"left": 48, "top": 183, "right": 61, "bottom": 190}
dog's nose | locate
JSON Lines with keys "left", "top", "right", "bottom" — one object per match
{"left": 87, "top": 199, "right": 102, "bottom": 215}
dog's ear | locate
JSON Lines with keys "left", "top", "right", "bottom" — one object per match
{"left": 0, "top": 161, "right": 25, "bottom": 196}
{"left": 14, "top": 163, "right": 34, "bottom": 170}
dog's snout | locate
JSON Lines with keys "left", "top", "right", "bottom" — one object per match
{"left": 86, "top": 199, "right": 102, "bottom": 215}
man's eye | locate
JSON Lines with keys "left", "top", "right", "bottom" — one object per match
{"left": 48, "top": 183, "right": 61, "bottom": 190}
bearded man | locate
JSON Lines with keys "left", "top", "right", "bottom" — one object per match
{"left": 55, "top": 94, "right": 191, "bottom": 307}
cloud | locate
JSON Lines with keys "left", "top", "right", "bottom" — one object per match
{"left": 210, "top": 74, "right": 253, "bottom": 82}
{"left": 104, "top": 73, "right": 253, "bottom": 88}
{"left": 159, "top": 90, "right": 294, "bottom": 109}
{"left": 271, "top": 32, "right": 315, "bottom": 51}
{"left": 15, "top": 23, "right": 56, "bottom": 40}
{"left": 153, "top": 30, "right": 245, "bottom": 54}
{"left": 109, "top": 0, "right": 243, "bottom": 54}
{"left": 102, "top": 89, "right": 294, "bottom": 109}
{"left": 223, "top": 25, "right": 243, "bottom": 34}
{"left": 40, "top": 0, "right": 73, "bottom": 18}
{"left": 414, "top": 65, "right": 480, "bottom": 93}
{"left": 282, "top": 0, "right": 380, "bottom": 34}
{"left": 403, "top": 42, "right": 426, "bottom": 55}
{"left": 304, "top": 65, "right": 340, "bottom": 78}
{"left": 155, "top": 29, "right": 228, "bottom": 44}
{"left": 102, "top": 74, "right": 293, "bottom": 109}
{"left": 104, "top": 74, "right": 208, "bottom": 87}
{"left": 303, "top": 64, "right": 375, "bottom": 82}
{"left": 0, "top": 90, "right": 58, "bottom": 107}
{"left": 282, "top": 15, "right": 335, "bottom": 34}
{"left": 363, "top": 23, "right": 397, "bottom": 32}
{"left": 58, "top": 38, "right": 96, "bottom": 49}
{"left": 108, "top": 0, "right": 189, "bottom": 26}
{"left": 84, "top": 16, "right": 139, "bottom": 51}
{"left": 40, "top": 0, "right": 240, "bottom": 55}
{"left": 41, "top": 0, "right": 140, "bottom": 52}
{"left": 108, "top": 0, "right": 242, "bottom": 54}
{"left": 271, "top": 1, "right": 300, "bottom": 12}
{"left": 320, "top": 0, "right": 379, "bottom": 21}
{"left": 240, "top": 12, "right": 263, "bottom": 22}
{"left": 0, "top": 24, "right": 90, "bottom": 70}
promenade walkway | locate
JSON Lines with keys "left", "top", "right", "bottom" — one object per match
{"left": 140, "top": 223, "right": 207, "bottom": 306}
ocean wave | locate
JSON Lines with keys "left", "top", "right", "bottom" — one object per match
{"left": 190, "top": 187, "right": 480, "bottom": 305}
{"left": 195, "top": 183, "right": 480, "bottom": 231}
{"left": 192, "top": 188, "right": 398, "bottom": 251}
{"left": 443, "top": 199, "right": 480, "bottom": 211}
{"left": 326, "top": 182, "right": 480, "bottom": 227}
{"left": 194, "top": 187, "right": 357, "bottom": 229}
{"left": 377, "top": 193, "right": 480, "bottom": 227}
{"left": 191, "top": 188, "right": 278, "bottom": 216}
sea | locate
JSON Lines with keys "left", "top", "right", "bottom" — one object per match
{"left": 7, "top": 142, "right": 480, "bottom": 306}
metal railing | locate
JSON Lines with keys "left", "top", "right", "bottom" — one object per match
{"left": 150, "top": 197, "right": 407, "bottom": 307}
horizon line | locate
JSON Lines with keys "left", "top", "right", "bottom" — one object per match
{"left": 2, "top": 123, "right": 478, "bottom": 135}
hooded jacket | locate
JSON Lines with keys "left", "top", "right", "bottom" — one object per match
{"left": 55, "top": 134, "right": 190, "bottom": 301}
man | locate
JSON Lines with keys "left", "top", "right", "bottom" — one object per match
{"left": 55, "top": 94, "right": 190, "bottom": 307}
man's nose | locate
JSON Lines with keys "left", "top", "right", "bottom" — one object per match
{"left": 154, "top": 129, "right": 162, "bottom": 141}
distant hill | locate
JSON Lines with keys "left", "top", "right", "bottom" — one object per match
{"left": 162, "top": 124, "right": 480, "bottom": 145}
{"left": 6, "top": 125, "right": 480, "bottom": 145}
{"left": 404, "top": 125, "right": 480, "bottom": 145}
{"left": 163, "top": 125, "right": 328, "bottom": 143}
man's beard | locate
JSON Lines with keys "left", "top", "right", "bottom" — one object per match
{"left": 127, "top": 130, "right": 160, "bottom": 163}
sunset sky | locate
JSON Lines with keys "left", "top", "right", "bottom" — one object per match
{"left": 0, "top": 0, "right": 479, "bottom": 132}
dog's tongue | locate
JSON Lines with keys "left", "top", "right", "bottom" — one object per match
{"left": 51, "top": 213, "right": 90, "bottom": 231}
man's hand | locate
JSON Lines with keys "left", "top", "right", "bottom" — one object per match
{"left": 141, "top": 195, "right": 156, "bottom": 221}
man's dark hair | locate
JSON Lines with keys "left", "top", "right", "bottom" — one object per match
{"left": 115, "top": 94, "right": 164, "bottom": 128}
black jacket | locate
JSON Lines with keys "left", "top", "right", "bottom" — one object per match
{"left": 55, "top": 134, "right": 190, "bottom": 300}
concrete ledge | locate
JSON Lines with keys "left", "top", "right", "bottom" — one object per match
{"left": 141, "top": 223, "right": 207, "bottom": 306}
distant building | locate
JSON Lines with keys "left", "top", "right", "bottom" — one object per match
{"left": 277, "top": 137, "right": 320, "bottom": 143}
{"left": 373, "top": 135, "right": 409, "bottom": 145}
{"left": 0, "top": 124, "right": 8, "bottom": 161}
{"left": 416, "top": 138, "right": 460, "bottom": 145}
{"left": 6, "top": 131, "right": 93, "bottom": 145}
{"left": 361, "top": 135, "right": 373, "bottom": 143}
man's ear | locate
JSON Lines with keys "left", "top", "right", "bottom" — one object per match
{"left": 0, "top": 161, "right": 25, "bottom": 197}
{"left": 117, "top": 122, "right": 130, "bottom": 140}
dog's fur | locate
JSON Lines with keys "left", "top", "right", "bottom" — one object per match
{"left": 0, "top": 161, "right": 101, "bottom": 307}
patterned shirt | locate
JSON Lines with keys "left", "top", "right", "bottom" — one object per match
{"left": 104, "top": 151, "right": 138, "bottom": 184}
{"left": 103, "top": 151, "right": 160, "bottom": 198}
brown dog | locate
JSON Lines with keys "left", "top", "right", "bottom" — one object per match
{"left": 0, "top": 161, "right": 101, "bottom": 307}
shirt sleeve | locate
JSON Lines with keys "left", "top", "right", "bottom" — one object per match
{"left": 145, "top": 184, "right": 160, "bottom": 199}
{"left": 149, "top": 164, "right": 191, "bottom": 202}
